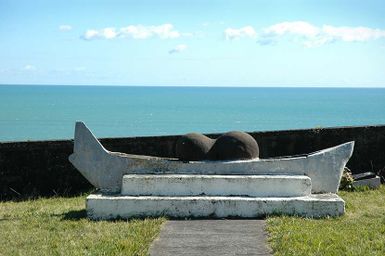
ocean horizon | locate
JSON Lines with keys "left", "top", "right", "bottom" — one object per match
{"left": 1, "top": 84, "right": 385, "bottom": 142}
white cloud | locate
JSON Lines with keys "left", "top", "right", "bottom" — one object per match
{"left": 83, "top": 28, "right": 118, "bottom": 40}
{"left": 263, "top": 21, "right": 319, "bottom": 37}
{"left": 224, "top": 26, "right": 257, "bottom": 40}
{"left": 83, "top": 30, "right": 99, "bottom": 40}
{"left": 322, "top": 25, "right": 385, "bottom": 42}
{"left": 119, "top": 25, "right": 152, "bottom": 39}
{"left": 100, "top": 27, "right": 118, "bottom": 39}
{"left": 82, "top": 24, "right": 181, "bottom": 40}
{"left": 59, "top": 25, "right": 72, "bottom": 31}
{"left": 121, "top": 24, "right": 180, "bottom": 39}
{"left": 23, "top": 65, "right": 36, "bottom": 71}
{"left": 256, "top": 21, "right": 385, "bottom": 47}
{"left": 169, "top": 44, "right": 188, "bottom": 54}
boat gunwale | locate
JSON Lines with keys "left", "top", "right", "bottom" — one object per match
{"left": 109, "top": 151, "right": 308, "bottom": 163}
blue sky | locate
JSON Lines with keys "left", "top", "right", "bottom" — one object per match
{"left": 1, "top": 0, "right": 385, "bottom": 87}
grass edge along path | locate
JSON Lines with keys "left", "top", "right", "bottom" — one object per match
{"left": 0, "top": 195, "right": 166, "bottom": 256}
{"left": 267, "top": 185, "right": 385, "bottom": 256}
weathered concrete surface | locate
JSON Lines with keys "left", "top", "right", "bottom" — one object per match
{"left": 353, "top": 176, "right": 381, "bottom": 189}
{"left": 149, "top": 220, "right": 272, "bottom": 256}
{"left": 86, "top": 193, "right": 345, "bottom": 219}
{"left": 121, "top": 174, "right": 311, "bottom": 197}
{"left": 2, "top": 123, "right": 384, "bottom": 200}
{"left": 69, "top": 122, "right": 354, "bottom": 194}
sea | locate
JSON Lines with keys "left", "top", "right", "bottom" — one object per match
{"left": 1, "top": 85, "right": 385, "bottom": 142}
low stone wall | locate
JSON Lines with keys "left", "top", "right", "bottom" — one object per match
{"left": 1, "top": 124, "right": 384, "bottom": 200}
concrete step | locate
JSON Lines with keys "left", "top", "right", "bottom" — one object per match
{"left": 121, "top": 174, "right": 312, "bottom": 197}
{"left": 86, "top": 193, "right": 345, "bottom": 219}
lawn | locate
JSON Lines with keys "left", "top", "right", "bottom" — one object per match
{"left": 1, "top": 187, "right": 384, "bottom": 255}
{"left": 267, "top": 185, "right": 385, "bottom": 255}
{"left": 0, "top": 195, "right": 165, "bottom": 256}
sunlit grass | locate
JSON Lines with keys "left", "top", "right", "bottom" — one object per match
{"left": 0, "top": 195, "right": 165, "bottom": 256}
{"left": 267, "top": 185, "right": 385, "bottom": 256}
{"left": 2, "top": 186, "right": 384, "bottom": 255}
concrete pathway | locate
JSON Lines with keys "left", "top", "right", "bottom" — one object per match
{"left": 149, "top": 220, "right": 272, "bottom": 256}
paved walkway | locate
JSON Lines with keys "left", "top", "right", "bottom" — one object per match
{"left": 149, "top": 220, "right": 272, "bottom": 256}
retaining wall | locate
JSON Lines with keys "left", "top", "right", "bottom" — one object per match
{"left": 1, "top": 125, "right": 384, "bottom": 200}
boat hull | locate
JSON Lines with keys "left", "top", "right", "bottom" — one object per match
{"left": 69, "top": 122, "right": 354, "bottom": 194}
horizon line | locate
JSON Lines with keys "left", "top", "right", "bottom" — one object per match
{"left": 1, "top": 83, "right": 385, "bottom": 89}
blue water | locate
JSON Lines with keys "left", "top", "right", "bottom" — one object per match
{"left": 1, "top": 85, "right": 385, "bottom": 142}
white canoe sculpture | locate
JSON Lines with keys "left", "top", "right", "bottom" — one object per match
{"left": 69, "top": 122, "right": 354, "bottom": 194}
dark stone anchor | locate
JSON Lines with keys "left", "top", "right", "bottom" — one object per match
{"left": 175, "top": 131, "right": 259, "bottom": 161}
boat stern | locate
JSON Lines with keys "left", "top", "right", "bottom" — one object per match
{"left": 307, "top": 141, "right": 355, "bottom": 193}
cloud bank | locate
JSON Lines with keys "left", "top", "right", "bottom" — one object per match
{"left": 262, "top": 21, "right": 385, "bottom": 47}
{"left": 82, "top": 21, "right": 385, "bottom": 47}
{"left": 83, "top": 24, "right": 181, "bottom": 40}
{"left": 225, "top": 21, "right": 385, "bottom": 47}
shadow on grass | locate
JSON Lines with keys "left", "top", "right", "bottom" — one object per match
{"left": 60, "top": 210, "right": 166, "bottom": 222}
{"left": 61, "top": 209, "right": 87, "bottom": 220}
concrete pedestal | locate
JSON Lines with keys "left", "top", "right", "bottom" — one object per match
{"left": 87, "top": 174, "right": 345, "bottom": 219}
{"left": 87, "top": 193, "right": 345, "bottom": 219}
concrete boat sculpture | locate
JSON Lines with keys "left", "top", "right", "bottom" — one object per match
{"left": 69, "top": 122, "right": 354, "bottom": 219}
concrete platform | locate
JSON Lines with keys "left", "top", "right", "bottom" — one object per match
{"left": 149, "top": 220, "right": 272, "bottom": 256}
{"left": 121, "top": 174, "right": 312, "bottom": 197}
{"left": 86, "top": 193, "right": 345, "bottom": 219}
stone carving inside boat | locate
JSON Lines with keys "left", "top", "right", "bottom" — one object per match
{"left": 175, "top": 131, "right": 259, "bottom": 161}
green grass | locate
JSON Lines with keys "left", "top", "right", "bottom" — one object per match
{"left": 267, "top": 185, "right": 385, "bottom": 256}
{"left": 0, "top": 195, "right": 165, "bottom": 256}
{"left": 1, "top": 186, "right": 384, "bottom": 255}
